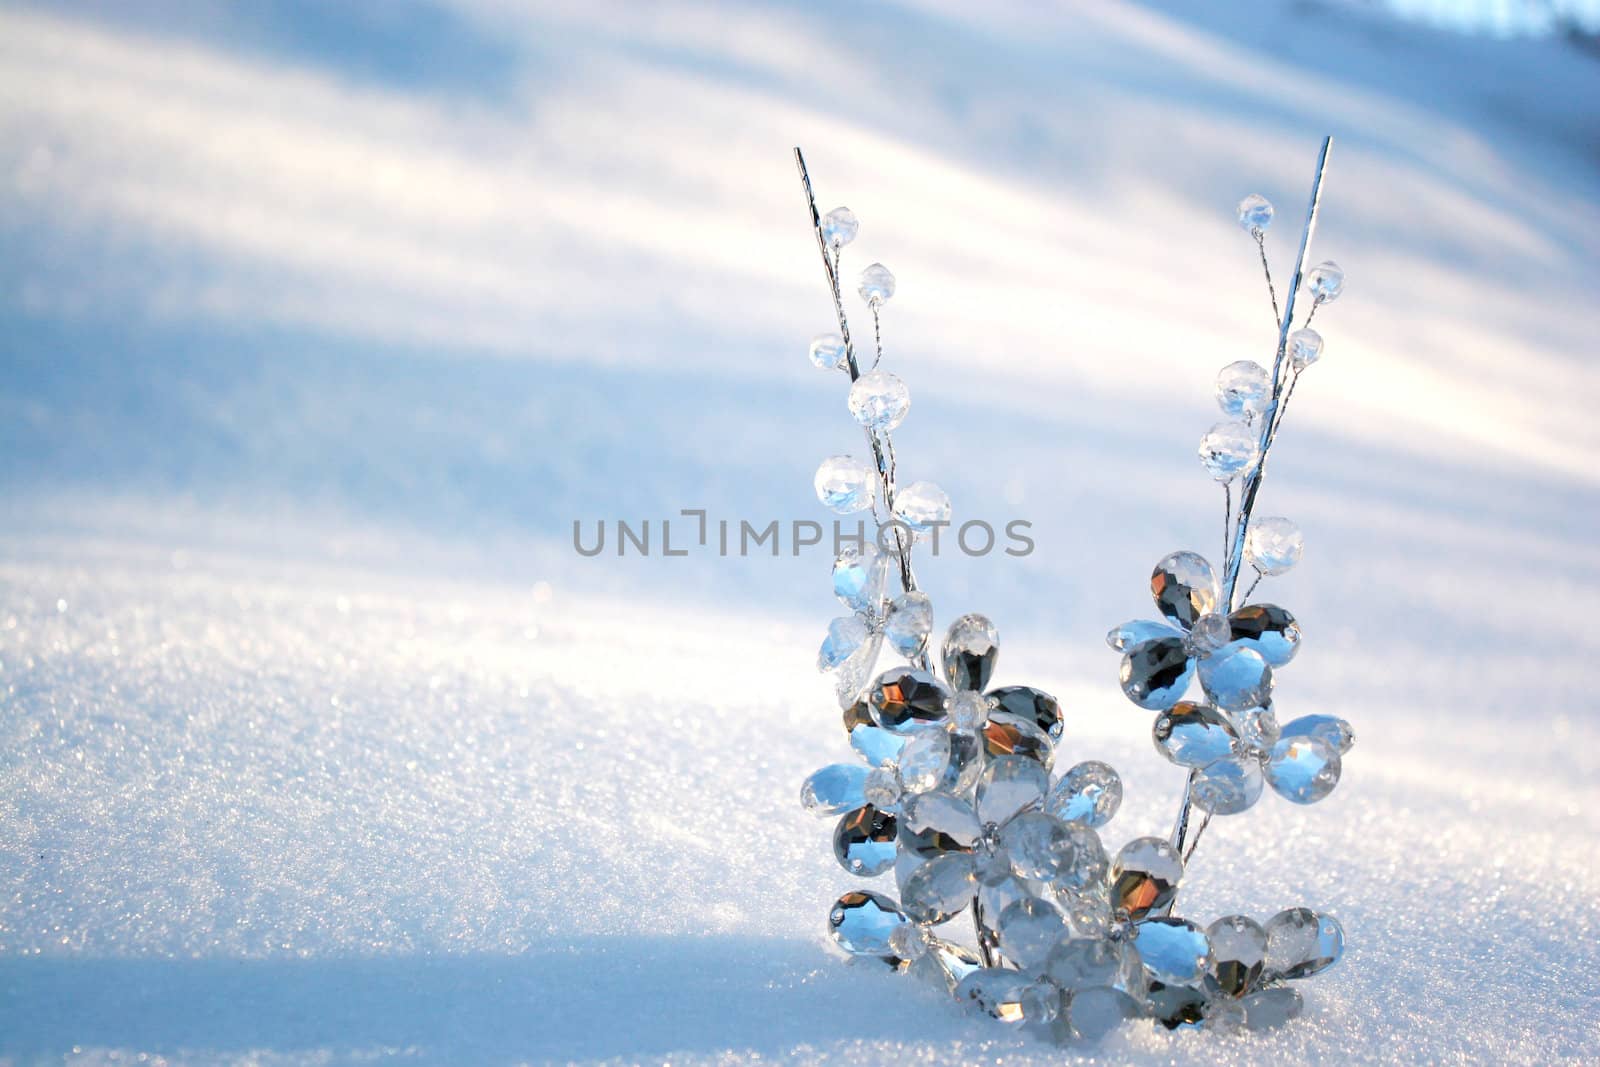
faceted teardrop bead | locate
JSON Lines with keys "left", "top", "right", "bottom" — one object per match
{"left": 800, "top": 763, "right": 869, "bottom": 816}
{"left": 1001, "top": 811, "right": 1082, "bottom": 882}
{"left": 1106, "top": 619, "right": 1182, "bottom": 652}
{"left": 1151, "top": 552, "right": 1220, "bottom": 629}
{"left": 1205, "top": 998, "right": 1248, "bottom": 1034}
{"left": 1280, "top": 713, "right": 1355, "bottom": 754}
{"left": 1120, "top": 637, "right": 1195, "bottom": 710}
{"left": 1230, "top": 704, "right": 1281, "bottom": 755}
{"left": 893, "top": 481, "right": 952, "bottom": 535}
{"left": 895, "top": 728, "right": 952, "bottom": 794}
{"left": 828, "top": 889, "right": 909, "bottom": 956}
{"left": 821, "top": 206, "right": 859, "bottom": 247}
{"left": 1216, "top": 360, "right": 1271, "bottom": 420}
{"left": 1199, "top": 420, "right": 1260, "bottom": 481}
{"left": 833, "top": 629, "right": 883, "bottom": 709}
{"left": 1044, "top": 937, "right": 1140, "bottom": 992}
{"left": 981, "top": 712, "right": 1054, "bottom": 768}
{"left": 1046, "top": 760, "right": 1122, "bottom": 829}
{"left": 863, "top": 766, "right": 903, "bottom": 812}
{"left": 832, "top": 543, "right": 888, "bottom": 614}
{"left": 1237, "top": 193, "right": 1273, "bottom": 234}
{"left": 955, "top": 968, "right": 1031, "bottom": 1023}
{"left": 888, "top": 921, "right": 930, "bottom": 962}
{"left": 883, "top": 591, "right": 933, "bottom": 658}
{"left": 868, "top": 667, "right": 951, "bottom": 733}
{"left": 1265, "top": 735, "right": 1340, "bottom": 804}
{"left": 808, "top": 331, "right": 848, "bottom": 371}
{"left": 1066, "top": 986, "right": 1141, "bottom": 1043}
{"left": 849, "top": 721, "right": 906, "bottom": 768}
{"left": 1191, "top": 753, "right": 1265, "bottom": 816}
{"left": 1135, "top": 917, "right": 1212, "bottom": 986}
{"left": 858, "top": 262, "right": 896, "bottom": 305}
{"left": 814, "top": 454, "right": 875, "bottom": 514}
{"left": 1147, "top": 980, "right": 1209, "bottom": 1031}
{"left": 1110, "top": 837, "right": 1183, "bottom": 921}
{"left": 1198, "top": 644, "right": 1273, "bottom": 711}
{"left": 937, "top": 728, "right": 986, "bottom": 795}
{"left": 1306, "top": 260, "right": 1345, "bottom": 303}
{"left": 941, "top": 613, "right": 999, "bottom": 692}
{"left": 818, "top": 615, "right": 870, "bottom": 671}
{"left": 921, "top": 936, "right": 985, "bottom": 994}
{"left": 900, "top": 850, "right": 977, "bottom": 924}
{"left": 1265, "top": 908, "right": 1344, "bottom": 979}
{"left": 997, "top": 895, "right": 1069, "bottom": 970}
{"left": 1287, "top": 328, "right": 1323, "bottom": 371}
{"left": 976, "top": 755, "right": 1049, "bottom": 826}
{"left": 1152, "top": 701, "right": 1239, "bottom": 767}
{"left": 1206, "top": 915, "right": 1268, "bottom": 997}
{"left": 1056, "top": 886, "right": 1114, "bottom": 939}
{"left": 1242, "top": 986, "right": 1304, "bottom": 1030}
{"left": 900, "top": 790, "right": 982, "bottom": 855}
{"left": 988, "top": 685, "right": 1063, "bottom": 741}
{"left": 1244, "top": 516, "right": 1305, "bottom": 577}
{"left": 833, "top": 805, "right": 898, "bottom": 876}
{"left": 1228, "top": 602, "right": 1301, "bottom": 666}
{"left": 847, "top": 369, "right": 910, "bottom": 431}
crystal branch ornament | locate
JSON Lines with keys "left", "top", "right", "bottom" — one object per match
{"left": 796, "top": 139, "right": 1355, "bottom": 1047}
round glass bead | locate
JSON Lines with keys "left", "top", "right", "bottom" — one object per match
{"left": 1191, "top": 753, "right": 1264, "bottom": 815}
{"left": 893, "top": 481, "right": 951, "bottom": 534}
{"left": 821, "top": 206, "right": 859, "bottom": 247}
{"left": 1046, "top": 760, "right": 1122, "bottom": 828}
{"left": 1306, "top": 260, "right": 1345, "bottom": 303}
{"left": 1198, "top": 421, "right": 1259, "bottom": 482}
{"left": 997, "top": 896, "right": 1068, "bottom": 970}
{"left": 888, "top": 921, "right": 930, "bottom": 961}
{"left": 1228, "top": 602, "right": 1302, "bottom": 665}
{"left": 956, "top": 968, "right": 1031, "bottom": 1023}
{"left": 828, "top": 889, "right": 908, "bottom": 956}
{"left": 1245, "top": 516, "right": 1303, "bottom": 575}
{"left": 863, "top": 766, "right": 903, "bottom": 811}
{"left": 901, "top": 851, "right": 978, "bottom": 924}
{"left": 808, "top": 331, "right": 848, "bottom": 370}
{"left": 1237, "top": 193, "right": 1273, "bottom": 235}
{"left": 847, "top": 369, "right": 910, "bottom": 431}
{"left": 1109, "top": 837, "right": 1183, "bottom": 920}
{"left": 1198, "top": 644, "right": 1274, "bottom": 711}
{"left": 1231, "top": 704, "right": 1280, "bottom": 754}
{"left": 976, "top": 755, "right": 1049, "bottom": 826}
{"left": 948, "top": 691, "right": 990, "bottom": 731}
{"left": 1119, "top": 635, "right": 1195, "bottom": 710}
{"left": 1288, "top": 327, "right": 1324, "bottom": 370}
{"left": 813, "top": 455, "right": 874, "bottom": 514}
{"left": 1206, "top": 915, "right": 1268, "bottom": 997}
{"left": 858, "top": 262, "right": 896, "bottom": 304}
{"left": 1185, "top": 612, "right": 1234, "bottom": 656}
{"left": 1264, "top": 908, "right": 1344, "bottom": 979}
{"left": 884, "top": 591, "right": 933, "bottom": 658}
{"left": 1265, "top": 735, "right": 1341, "bottom": 803}
{"left": 1216, "top": 360, "right": 1271, "bottom": 420}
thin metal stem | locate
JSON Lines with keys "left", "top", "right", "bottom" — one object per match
{"left": 1240, "top": 568, "right": 1264, "bottom": 605}
{"left": 973, "top": 896, "right": 996, "bottom": 967}
{"left": 1223, "top": 481, "right": 1233, "bottom": 573}
{"left": 1182, "top": 808, "right": 1214, "bottom": 864}
{"left": 871, "top": 304, "right": 884, "bottom": 369}
{"left": 1302, "top": 299, "right": 1321, "bottom": 333}
{"left": 1255, "top": 232, "right": 1280, "bottom": 327}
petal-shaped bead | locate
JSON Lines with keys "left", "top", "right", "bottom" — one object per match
{"left": 1191, "top": 753, "right": 1265, "bottom": 816}
{"left": 1197, "top": 644, "right": 1273, "bottom": 710}
{"left": 800, "top": 763, "right": 869, "bottom": 816}
{"left": 1206, "top": 915, "right": 1268, "bottom": 997}
{"left": 1265, "top": 735, "right": 1341, "bottom": 804}
{"left": 941, "top": 613, "right": 999, "bottom": 692}
{"left": 883, "top": 591, "right": 933, "bottom": 658}
{"left": 1264, "top": 908, "right": 1344, "bottom": 979}
{"left": 1106, "top": 619, "right": 1183, "bottom": 652}
{"left": 832, "top": 543, "right": 888, "bottom": 614}
{"left": 817, "top": 615, "right": 870, "bottom": 672}
{"left": 1229, "top": 603, "right": 1302, "bottom": 666}
{"left": 1120, "top": 636, "right": 1195, "bottom": 710}
{"left": 976, "top": 755, "right": 1049, "bottom": 826}
{"left": 896, "top": 729, "right": 952, "bottom": 794}
{"left": 955, "top": 967, "right": 1032, "bottom": 1023}
{"left": 900, "top": 790, "right": 982, "bottom": 854}
{"left": 996, "top": 895, "right": 1069, "bottom": 970}
{"left": 1109, "top": 837, "right": 1183, "bottom": 921}
{"left": 848, "top": 722, "right": 905, "bottom": 768}
{"left": 987, "top": 685, "right": 1063, "bottom": 741}
{"left": 1150, "top": 551, "right": 1221, "bottom": 628}
{"left": 833, "top": 805, "right": 898, "bottom": 877}
{"left": 981, "top": 712, "right": 1055, "bottom": 769}
{"left": 1002, "top": 811, "right": 1090, "bottom": 883}
{"left": 1044, "top": 937, "right": 1142, "bottom": 993}
{"left": 1136, "top": 917, "right": 1212, "bottom": 986}
{"left": 900, "top": 850, "right": 977, "bottom": 924}
{"left": 1280, "top": 713, "right": 1355, "bottom": 754}
{"left": 937, "top": 728, "right": 986, "bottom": 795}
{"left": 833, "top": 628, "right": 883, "bottom": 709}
{"left": 867, "top": 667, "right": 951, "bottom": 733}
{"left": 1242, "top": 986, "right": 1304, "bottom": 1030}
{"left": 918, "top": 936, "right": 985, "bottom": 994}
{"left": 1152, "top": 701, "right": 1239, "bottom": 767}
{"left": 1066, "top": 985, "right": 1142, "bottom": 1043}
{"left": 1046, "top": 760, "right": 1122, "bottom": 829}
{"left": 827, "top": 890, "right": 908, "bottom": 956}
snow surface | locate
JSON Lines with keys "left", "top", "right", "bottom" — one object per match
{"left": 2, "top": 0, "right": 1598, "bottom": 1063}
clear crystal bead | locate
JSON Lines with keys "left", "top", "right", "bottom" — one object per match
{"left": 1237, "top": 193, "right": 1273, "bottom": 235}
{"left": 1000, "top": 811, "right": 1076, "bottom": 882}
{"left": 1306, "top": 260, "right": 1345, "bottom": 303}
{"left": 1057, "top": 887, "right": 1115, "bottom": 940}
{"left": 1244, "top": 516, "right": 1304, "bottom": 576}
{"left": 832, "top": 543, "right": 888, "bottom": 613}
{"left": 1150, "top": 552, "right": 1221, "bottom": 629}
{"left": 1206, "top": 999, "right": 1248, "bottom": 1033}
{"left": 858, "top": 262, "right": 896, "bottom": 305}
{"left": 813, "top": 454, "right": 874, "bottom": 514}
{"left": 863, "top": 766, "right": 903, "bottom": 811}
{"left": 1206, "top": 915, "right": 1267, "bottom": 998}
{"left": 956, "top": 968, "right": 1031, "bottom": 1023}
{"left": 988, "top": 686, "right": 1063, "bottom": 741}
{"left": 883, "top": 591, "right": 932, "bottom": 658}
{"left": 1198, "top": 420, "right": 1260, "bottom": 482}
{"left": 808, "top": 331, "right": 848, "bottom": 370}
{"left": 1153, "top": 701, "right": 1239, "bottom": 767}
{"left": 1018, "top": 980, "right": 1063, "bottom": 1025}
{"left": 1135, "top": 917, "right": 1212, "bottom": 986}
{"left": 896, "top": 728, "right": 952, "bottom": 794}
{"left": 947, "top": 691, "right": 990, "bottom": 732}
{"left": 1231, "top": 704, "right": 1281, "bottom": 754}
{"left": 1288, "top": 327, "right": 1324, "bottom": 370}
{"left": 1046, "top": 760, "right": 1122, "bottom": 828}
{"left": 848, "top": 721, "right": 906, "bottom": 768}
{"left": 1066, "top": 985, "right": 1141, "bottom": 1042}
{"left": 868, "top": 667, "right": 951, "bottom": 733}
{"left": 921, "top": 937, "right": 984, "bottom": 993}
{"left": 888, "top": 920, "right": 930, "bottom": 962}
{"left": 940, "top": 729, "right": 986, "bottom": 795}
{"left": 941, "top": 613, "right": 998, "bottom": 692}
{"left": 800, "top": 763, "right": 869, "bottom": 816}
{"left": 976, "top": 755, "right": 1048, "bottom": 825}
{"left": 1044, "top": 937, "right": 1138, "bottom": 993}
{"left": 1105, "top": 619, "right": 1182, "bottom": 652}
{"left": 1216, "top": 360, "right": 1271, "bottom": 420}
{"left": 1147, "top": 980, "right": 1209, "bottom": 1031}
{"left": 1109, "top": 837, "right": 1183, "bottom": 921}
{"left": 1265, "top": 735, "right": 1340, "bottom": 803}
{"left": 892, "top": 481, "right": 950, "bottom": 534}
{"left": 846, "top": 369, "right": 910, "bottom": 431}
{"left": 1198, "top": 644, "right": 1274, "bottom": 710}
{"left": 828, "top": 889, "right": 908, "bottom": 956}
{"left": 997, "top": 896, "right": 1069, "bottom": 970}
{"left": 981, "top": 713, "right": 1054, "bottom": 769}
{"left": 833, "top": 805, "right": 898, "bottom": 876}
{"left": 817, "top": 615, "right": 870, "bottom": 671}
{"left": 1228, "top": 601, "right": 1301, "bottom": 665}
{"left": 1241, "top": 986, "right": 1304, "bottom": 1030}
{"left": 821, "top": 206, "right": 859, "bottom": 247}
{"left": 1264, "top": 908, "right": 1344, "bottom": 978}
{"left": 900, "top": 790, "right": 982, "bottom": 854}
{"left": 901, "top": 851, "right": 977, "bottom": 924}
{"left": 1281, "top": 713, "right": 1355, "bottom": 753}
{"left": 1119, "top": 635, "right": 1195, "bottom": 710}
{"left": 1184, "top": 612, "right": 1233, "bottom": 657}
{"left": 1191, "top": 753, "right": 1264, "bottom": 815}
{"left": 833, "top": 629, "right": 882, "bottom": 709}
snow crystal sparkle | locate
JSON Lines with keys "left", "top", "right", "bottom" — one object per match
{"left": 794, "top": 139, "right": 1356, "bottom": 1044}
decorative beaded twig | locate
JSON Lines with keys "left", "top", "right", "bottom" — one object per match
{"left": 798, "top": 141, "right": 1354, "bottom": 1044}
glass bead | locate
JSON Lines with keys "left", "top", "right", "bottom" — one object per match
{"left": 1105, "top": 619, "right": 1182, "bottom": 652}
{"left": 900, "top": 790, "right": 982, "bottom": 853}
{"left": 944, "top": 692, "right": 985, "bottom": 733}
{"left": 1191, "top": 753, "right": 1264, "bottom": 815}
{"left": 976, "top": 754, "right": 1049, "bottom": 826}
{"left": 1264, "top": 908, "right": 1344, "bottom": 979}
{"left": 941, "top": 612, "right": 999, "bottom": 692}
{"left": 988, "top": 685, "right": 1063, "bottom": 741}
{"left": 896, "top": 728, "right": 952, "bottom": 794}
{"left": 849, "top": 721, "right": 905, "bottom": 767}
{"left": 1119, "top": 636, "right": 1195, "bottom": 710}
{"left": 981, "top": 713, "right": 1055, "bottom": 769}
{"left": 1206, "top": 999, "right": 1248, "bottom": 1033}
{"left": 832, "top": 543, "right": 888, "bottom": 613}
{"left": 1057, "top": 887, "right": 1114, "bottom": 940}
{"left": 1184, "top": 612, "right": 1234, "bottom": 657}
{"left": 828, "top": 889, "right": 908, "bottom": 956}
{"left": 1206, "top": 915, "right": 1268, "bottom": 998}
{"left": 808, "top": 331, "right": 848, "bottom": 370}
{"left": 1152, "top": 701, "right": 1239, "bottom": 767}
{"left": 1288, "top": 327, "right": 1324, "bottom": 370}
{"left": 888, "top": 920, "right": 930, "bottom": 962}
{"left": 863, "top": 766, "right": 903, "bottom": 811}
{"left": 1198, "top": 420, "right": 1260, "bottom": 482}
{"left": 1228, "top": 601, "right": 1302, "bottom": 666}
{"left": 1018, "top": 981, "right": 1063, "bottom": 1026}
{"left": 1265, "top": 735, "right": 1340, "bottom": 804}
{"left": 1001, "top": 811, "right": 1076, "bottom": 882}
{"left": 1151, "top": 552, "right": 1221, "bottom": 629}
{"left": 901, "top": 851, "right": 977, "bottom": 924}
{"left": 1109, "top": 837, "right": 1183, "bottom": 921}
{"left": 883, "top": 591, "right": 932, "bottom": 658}
{"left": 1231, "top": 704, "right": 1281, "bottom": 754}
{"left": 1135, "top": 917, "right": 1212, "bottom": 986}
{"left": 800, "top": 763, "right": 869, "bottom": 816}
{"left": 868, "top": 667, "right": 950, "bottom": 733}
{"left": 1306, "top": 260, "right": 1344, "bottom": 303}
{"left": 1216, "top": 360, "right": 1271, "bottom": 420}
{"left": 1244, "top": 516, "right": 1304, "bottom": 576}
{"left": 833, "top": 629, "right": 883, "bottom": 709}
{"left": 1281, "top": 713, "right": 1355, "bottom": 754}
{"left": 858, "top": 262, "right": 896, "bottom": 305}
{"left": 847, "top": 369, "right": 910, "bottom": 431}
{"left": 893, "top": 481, "right": 950, "bottom": 534}
{"left": 1046, "top": 760, "right": 1122, "bottom": 829}
{"left": 1241, "top": 986, "right": 1304, "bottom": 1030}
{"left": 1044, "top": 937, "right": 1137, "bottom": 992}
{"left": 817, "top": 615, "right": 870, "bottom": 672}
{"left": 955, "top": 968, "right": 1031, "bottom": 1023}
{"left": 923, "top": 937, "right": 984, "bottom": 994}
{"left": 1067, "top": 986, "right": 1141, "bottom": 1043}
{"left": 997, "top": 896, "right": 1069, "bottom": 970}
{"left": 1198, "top": 644, "right": 1274, "bottom": 710}
{"left": 1147, "top": 980, "right": 1209, "bottom": 1031}
{"left": 821, "top": 206, "right": 858, "bottom": 247}
{"left": 813, "top": 454, "right": 874, "bottom": 514}
{"left": 934, "top": 728, "right": 984, "bottom": 796}
{"left": 1237, "top": 193, "right": 1273, "bottom": 234}
{"left": 833, "top": 805, "right": 898, "bottom": 876}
